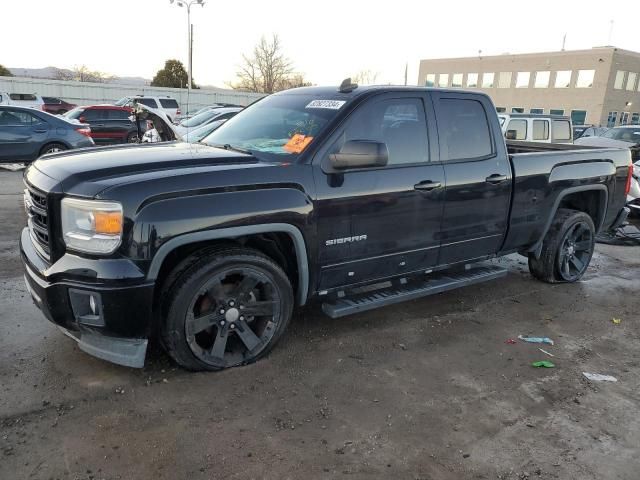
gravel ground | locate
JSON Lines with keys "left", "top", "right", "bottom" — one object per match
{"left": 1, "top": 169, "right": 639, "bottom": 480}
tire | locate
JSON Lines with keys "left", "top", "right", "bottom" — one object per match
{"left": 160, "top": 247, "right": 294, "bottom": 371}
{"left": 528, "top": 208, "right": 595, "bottom": 283}
{"left": 39, "top": 142, "right": 67, "bottom": 157}
{"left": 126, "top": 132, "right": 139, "bottom": 143}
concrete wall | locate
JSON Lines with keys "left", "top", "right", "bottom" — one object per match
{"left": 0, "top": 76, "right": 265, "bottom": 111}
{"left": 417, "top": 47, "right": 640, "bottom": 126}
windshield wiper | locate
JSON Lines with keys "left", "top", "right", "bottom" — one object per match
{"left": 210, "top": 143, "right": 252, "bottom": 155}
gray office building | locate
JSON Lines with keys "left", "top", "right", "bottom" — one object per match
{"left": 417, "top": 47, "right": 640, "bottom": 127}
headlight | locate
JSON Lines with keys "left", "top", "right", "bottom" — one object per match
{"left": 61, "top": 198, "right": 123, "bottom": 254}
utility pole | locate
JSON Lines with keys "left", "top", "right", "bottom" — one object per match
{"left": 404, "top": 62, "right": 408, "bottom": 86}
{"left": 561, "top": 33, "right": 566, "bottom": 51}
{"left": 607, "top": 20, "right": 614, "bottom": 45}
{"left": 169, "top": 0, "right": 205, "bottom": 94}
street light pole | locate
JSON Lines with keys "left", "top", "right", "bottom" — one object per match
{"left": 169, "top": 0, "right": 205, "bottom": 94}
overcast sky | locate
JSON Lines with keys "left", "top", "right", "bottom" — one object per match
{"left": 2, "top": 0, "right": 639, "bottom": 88}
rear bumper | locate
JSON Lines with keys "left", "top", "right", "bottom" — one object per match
{"left": 20, "top": 227, "right": 154, "bottom": 368}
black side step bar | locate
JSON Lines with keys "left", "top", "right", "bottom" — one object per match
{"left": 321, "top": 264, "right": 508, "bottom": 319}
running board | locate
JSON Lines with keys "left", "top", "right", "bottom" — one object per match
{"left": 321, "top": 264, "right": 508, "bottom": 319}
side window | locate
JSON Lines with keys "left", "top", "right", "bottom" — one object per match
{"left": 0, "top": 110, "right": 39, "bottom": 125}
{"left": 159, "top": 98, "right": 179, "bottom": 108}
{"left": 506, "top": 119, "right": 527, "bottom": 140}
{"left": 437, "top": 98, "right": 493, "bottom": 160}
{"left": 532, "top": 120, "right": 549, "bottom": 140}
{"left": 109, "top": 109, "right": 131, "bottom": 120}
{"left": 82, "top": 109, "right": 104, "bottom": 121}
{"left": 552, "top": 120, "right": 571, "bottom": 141}
{"left": 138, "top": 98, "right": 158, "bottom": 108}
{"left": 336, "top": 98, "right": 429, "bottom": 165}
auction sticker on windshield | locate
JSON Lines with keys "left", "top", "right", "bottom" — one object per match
{"left": 284, "top": 134, "right": 314, "bottom": 153}
{"left": 306, "top": 100, "right": 346, "bottom": 110}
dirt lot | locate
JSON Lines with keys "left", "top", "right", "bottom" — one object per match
{"left": 1, "top": 168, "right": 639, "bottom": 480}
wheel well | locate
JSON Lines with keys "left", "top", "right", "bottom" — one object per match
{"left": 152, "top": 232, "right": 299, "bottom": 311}
{"left": 558, "top": 190, "right": 605, "bottom": 229}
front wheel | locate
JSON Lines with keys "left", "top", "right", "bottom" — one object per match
{"left": 528, "top": 208, "right": 595, "bottom": 283}
{"left": 161, "top": 247, "right": 294, "bottom": 371}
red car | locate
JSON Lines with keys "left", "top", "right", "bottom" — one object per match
{"left": 41, "top": 97, "right": 77, "bottom": 115}
{"left": 63, "top": 105, "right": 142, "bottom": 144}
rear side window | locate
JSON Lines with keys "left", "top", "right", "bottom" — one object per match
{"left": 437, "top": 98, "right": 493, "bottom": 160}
{"left": 109, "top": 109, "right": 131, "bottom": 120}
{"left": 42, "top": 97, "right": 60, "bottom": 104}
{"left": 138, "top": 98, "right": 158, "bottom": 108}
{"left": 0, "top": 109, "right": 40, "bottom": 125}
{"left": 532, "top": 120, "right": 549, "bottom": 140}
{"left": 506, "top": 119, "right": 527, "bottom": 140}
{"left": 553, "top": 120, "right": 571, "bottom": 141}
{"left": 82, "top": 109, "right": 105, "bottom": 121}
{"left": 9, "top": 93, "right": 37, "bottom": 101}
{"left": 159, "top": 98, "right": 179, "bottom": 108}
{"left": 337, "top": 97, "right": 429, "bottom": 165}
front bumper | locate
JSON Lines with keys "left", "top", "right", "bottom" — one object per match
{"left": 20, "top": 227, "right": 155, "bottom": 368}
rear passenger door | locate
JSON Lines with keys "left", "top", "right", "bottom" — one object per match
{"left": 431, "top": 92, "right": 512, "bottom": 265}
{"left": 313, "top": 93, "right": 445, "bottom": 290}
{"left": 106, "top": 109, "right": 134, "bottom": 143}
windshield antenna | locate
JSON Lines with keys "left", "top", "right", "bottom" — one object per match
{"left": 338, "top": 77, "right": 358, "bottom": 93}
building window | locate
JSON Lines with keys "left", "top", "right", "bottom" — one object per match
{"left": 532, "top": 120, "right": 549, "bottom": 140}
{"left": 452, "top": 73, "right": 463, "bottom": 88}
{"left": 621, "top": 112, "right": 630, "bottom": 125}
{"left": 506, "top": 119, "right": 527, "bottom": 140}
{"left": 466, "top": 73, "right": 478, "bottom": 88}
{"left": 553, "top": 120, "right": 571, "bottom": 141}
{"left": 607, "top": 111, "right": 618, "bottom": 127}
{"left": 498, "top": 72, "right": 512, "bottom": 88}
{"left": 530, "top": 108, "right": 544, "bottom": 114}
{"left": 511, "top": 107, "right": 524, "bottom": 113}
{"left": 626, "top": 72, "right": 637, "bottom": 91}
{"left": 534, "top": 71, "right": 550, "bottom": 88}
{"left": 438, "top": 74, "right": 449, "bottom": 88}
{"left": 550, "top": 109, "right": 565, "bottom": 116}
{"left": 614, "top": 71, "right": 625, "bottom": 89}
{"left": 516, "top": 72, "right": 530, "bottom": 88}
{"left": 632, "top": 113, "right": 640, "bottom": 125}
{"left": 571, "top": 110, "right": 587, "bottom": 125}
{"left": 554, "top": 71, "right": 572, "bottom": 88}
{"left": 482, "top": 72, "right": 495, "bottom": 88}
{"left": 496, "top": 106, "right": 506, "bottom": 113}
{"left": 425, "top": 74, "right": 436, "bottom": 87}
{"left": 576, "top": 70, "right": 595, "bottom": 88}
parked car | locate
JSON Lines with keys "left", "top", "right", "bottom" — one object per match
{"left": 575, "top": 125, "right": 640, "bottom": 161}
{"left": 0, "top": 92, "right": 45, "bottom": 109}
{"left": 174, "top": 103, "right": 244, "bottom": 123}
{"left": 20, "top": 84, "right": 632, "bottom": 370}
{"left": 500, "top": 113, "right": 573, "bottom": 144}
{"left": 0, "top": 105, "right": 93, "bottom": 162}
{"left": 63, "top": 105, "right": 142, "bottom": 144}
{"left": 114, "top": 96, "right": 180, "bottom": 123}
{"left": 41, "top": 97, "right": 77, "bottom": 115}
{"left": 572, "top": 125, "right": 608, "bottom": 140}
{"left": 174, "top": 107, "right": 242, "bottom": 135}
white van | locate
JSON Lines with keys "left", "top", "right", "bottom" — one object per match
{"left": 0, "top": 92, "right": 45, "bottom": 109}
{"left": 114, "top": 96, "right": 181, "bottom": 123}
{"left": 499, "top": 113, "right": 573, "bottom": 144}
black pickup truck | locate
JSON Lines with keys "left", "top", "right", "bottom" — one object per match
{"left": 20, "top": 83, "right": 633, "bottom": 370}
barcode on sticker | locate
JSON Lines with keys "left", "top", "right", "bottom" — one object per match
{"left": 306, "top": 100, "right": 346, "bottom": 110}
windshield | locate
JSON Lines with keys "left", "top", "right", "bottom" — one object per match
{"left": 184, "top": 120, "right": 225, "bottom": 143}
{"left": 202, "top": 93, "right": 344, "bottom": 160}
{"left": 180, "top": 109, "right": 220, "bottom": 128}
{"left": 114, "top": 97, "right": 131, "bottom": 107}
{"left": 601, "top": 128, "right": 640, "bottom": 143}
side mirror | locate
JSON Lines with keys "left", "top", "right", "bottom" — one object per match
{"left": 505, "top": 129, "right": 517, "bottom": 140}
{"left": 330, "top": 140, "right": 388, "bottom": 169}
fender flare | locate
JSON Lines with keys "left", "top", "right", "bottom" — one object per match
{"left": 146, "top": 223, "right": 309, "bottom": 305}
{"left": 528, "top": 185, "right": 608, "bottom": 258}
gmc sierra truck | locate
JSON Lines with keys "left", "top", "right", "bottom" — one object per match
{"left": 20, "top": 82, "right": 633, "bottom": 371}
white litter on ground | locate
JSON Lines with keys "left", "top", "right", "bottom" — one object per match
{"left": 0, "top": 163, "right": 26, "bottom": 172}
{"left": 583, "top": 372, "right": 618, "bottom": 382}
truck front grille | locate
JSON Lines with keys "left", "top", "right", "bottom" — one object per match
{"left": 24, "top": 184, "right": 51, "bottom": 260}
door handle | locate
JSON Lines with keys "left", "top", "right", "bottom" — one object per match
{"left": 485, "top": 174, "right": 508, "bottom": 184}
{"left": 33, "top": 129, "right": 48, "bottom": 133}
{"left": 414, "top": 180, "right": 442, "bottom": 191}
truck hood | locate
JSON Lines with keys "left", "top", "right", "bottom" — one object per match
{"left": 31, "top": 142, "right": 262, "bottom": 197}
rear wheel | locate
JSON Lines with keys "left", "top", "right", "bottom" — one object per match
{"left": 528, "top": 209, "right": 595, "bottom": 283}
{"left": 161, "top": 247, "right": 294, "bottom": 371}
{"left": 39, "top": 143, "right": 67, "bottom": 157}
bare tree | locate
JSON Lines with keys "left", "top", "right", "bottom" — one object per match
{"left": 59, "top": 65, "right": 115, "bottom": 83}
{"left": 353, "top": 69, "right": 379, "bottom": 85}
{"left": 231, "top": 34, "right": 307, "bottom": 93}
{"left": 52, "top": 67, "right": 74, "bottom": 81}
